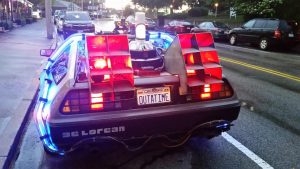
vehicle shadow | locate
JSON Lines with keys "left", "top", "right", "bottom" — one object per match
{"left": 37, "top": 136, "right": 223, "bottom": 169}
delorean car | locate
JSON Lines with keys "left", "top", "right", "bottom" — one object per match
{"left": 34, "top": 13, "right": 240, "bottom": 155}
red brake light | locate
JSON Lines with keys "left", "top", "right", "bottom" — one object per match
{"left": 274, "top": 29, "right": 281, "bottom": 39}
{"left": 94, "top": 58, "right": 107, "bottom": 69}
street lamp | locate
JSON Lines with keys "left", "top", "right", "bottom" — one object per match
{"left": 170, "top": 4, "right": 173, "bottom": 14}
{"left": 214, "top": 3, "right": 219, "bottom": 17}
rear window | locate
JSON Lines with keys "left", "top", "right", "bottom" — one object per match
{"left": 65, "top": 12, "right": 91, "bottom": 21}
{"left": 265, "top": 20, "right": 279, "bottom": 29}
{"left": 279, "top": 20, "right": 292, "bottom": 31}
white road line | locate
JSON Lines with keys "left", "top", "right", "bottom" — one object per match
{"left": 0, "top": 117, "right": 11, "bottom": 135}
{"left": 222, "top": 132, "right": 274, "bottom": 169}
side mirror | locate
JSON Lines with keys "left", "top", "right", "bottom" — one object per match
{"left": 241, "top": 25, "right": 245, "bottom": 29}
{"left": 40, "top": 49, "right": 54, "bottom": 57}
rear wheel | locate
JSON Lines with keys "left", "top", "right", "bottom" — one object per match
{"left": 229, "top": 34, "right": 237, "bottom": 45}
{"left": 259, "top": 37, "right": 269, "bottom": 50}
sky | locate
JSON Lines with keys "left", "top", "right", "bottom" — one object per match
{"left": 104, "top": 0, "right": 132, "bottom": 10}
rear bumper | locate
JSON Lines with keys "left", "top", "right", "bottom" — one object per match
{"left": 270, "top": 37, "right": 298, "bottom": 47}
{"left": 47, "top": 96, "right": 240, "bottom": 149}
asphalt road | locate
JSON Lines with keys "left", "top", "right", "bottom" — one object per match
{"left": 10, "top": 19, "right": 300, "bottom": 169}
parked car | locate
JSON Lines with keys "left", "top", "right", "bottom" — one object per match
{"left": 192, "top": 21, "right": 230, "bottom": 40}
{"left": 228, "top": 18, "right": 298, "bottom": 50}
{"left": 163, "top": 20, "right": 194, "bottom": 34}
{"left": 125, "top": 16, "right": 157, "bottom": 34}
{"left": 57, "top": 11, "right": 95, "bottom": 39}
{"left": 287, "top": 20, "right": 300, "bottom": 42}
{"left": 36, "top": 32, "right": 240, "bottom": 155}
{"left": 146, "top": 18, "right": 156, "bottom": 30}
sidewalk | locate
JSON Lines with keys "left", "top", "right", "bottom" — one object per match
{"left": 0, "top": 19, "right": 54, "bottom": 169}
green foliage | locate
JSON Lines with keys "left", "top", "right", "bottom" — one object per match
{"left": 233, "top": 0, "right": 283, "bottom": 17}
{"left": 188, "top": 7, "right": 208, "bottom": 17}
{"left": 276, "top": 0, "right": 300, "bottom": 22}
{"left": 132, "top": 0, "right": 183, "bottom": 9}
{"left": 164, "top": 13, "right": 189, "bottom": 19}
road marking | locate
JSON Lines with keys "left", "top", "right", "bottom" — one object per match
{"left": 0, "top": 117, "right": 11, "bottom": 135}
{"left": 220, "top": 57, "right": 300, "bottom": 82}
{"left": 222, "top": 132, "right": 274, "bottom": 169}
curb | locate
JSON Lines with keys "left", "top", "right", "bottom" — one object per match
{"left": 2, "top": 86, "right": 39, "bottom": 169}
{"left": 0, "top": 35, "right": 56, "bottom": 169}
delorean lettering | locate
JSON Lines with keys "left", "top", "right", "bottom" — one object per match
{"left": 62, "top": 126, "right": 125, "bottom": 138}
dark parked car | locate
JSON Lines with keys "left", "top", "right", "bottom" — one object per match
{"left": 146, "top": 18, "right": 156, "bottom": 30}
{"left": 163, "top": 20, "right": 194, "bottom": 34}
{"left": 229, "top": 18, "right": 298, "bottom": 50}
{"left": 59, "top": 11, "right": 95, "bottom": 39}
{"left": 192, "top": 21, "right": 230, "bottom": 40}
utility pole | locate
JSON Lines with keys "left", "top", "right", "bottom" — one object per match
{"left": 45, "top": 0, "right": 53, "bottom": 39}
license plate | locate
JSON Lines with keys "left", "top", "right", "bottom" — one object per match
{"left": 77, "top": 30, "right": 83, "bottom": 33}
{"left": 137, "top": 87, "right": 171, "bottom": 105}
{"left": 288, "top": 33, "right": 294, "bottom": 37}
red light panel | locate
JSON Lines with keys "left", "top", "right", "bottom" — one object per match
{"left": 107, "top": 35, "right": 129, "bottom": 52}
{"left": 86, "top": 36, "right": 107, "bottom": 52}
{"left": 204, "top": 67, "right": 222, "bottom": 79}
{"left": 186, "top": 53, "right": 195, "bottom": 64}
{"left": 195, "top": 33, "right": 214, "bottom": 47}
{"left": 178, "top": 34, "right": 196, "bottom": 49}
{"left": 94, "top": 58, "right": 107, "bottom": 69}
{"left": 201, "top": 51, "right": 219, "bottom": 64}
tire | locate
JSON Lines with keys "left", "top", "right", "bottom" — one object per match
{"left": 259, "top": 37, "right": 269, "bottom": 50}
{"left": 229, "top": 34, "right": 237, "bottom": 45}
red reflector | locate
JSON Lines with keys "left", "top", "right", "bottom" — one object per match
{"left": 94, "top": 59, "right": 107, "bottom": 69}
{"left": 201, "top": 93, "right": 211, "bottom": 99}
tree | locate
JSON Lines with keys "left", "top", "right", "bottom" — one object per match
{"left": 275, "top": 0, "right": 300, "bottom": 22}
{"left": 233, "top": 0, "right": 283, "bottom": 18}
{"left": 132, "top": 0, "right": 184, "bottom": 9}
{"left": 123, "top": 5, "right": 134, "bottom": 18}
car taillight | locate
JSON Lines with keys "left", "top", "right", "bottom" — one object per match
{"left": 188, "top": 80, "right": 233, "bottom": 101}
{"left": 175, "top": 32, "right": 227, "bottom": 101}
{"left": 86, "top": 35, "right": 134, "bottom": 111}
{"left": 274, "top": 29, "right": 281, "bottom": 39}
